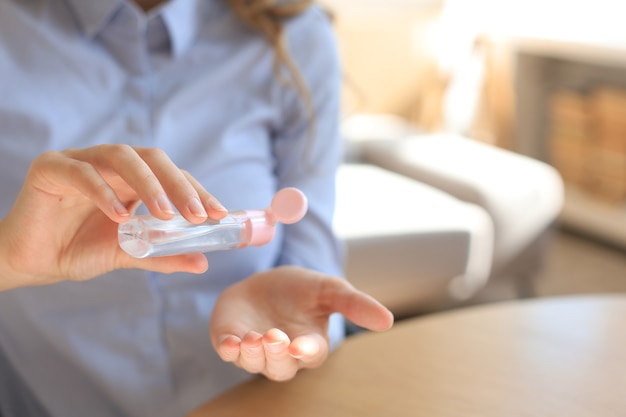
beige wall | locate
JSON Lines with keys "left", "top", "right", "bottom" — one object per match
{"left": 324, "top": 1, "right": 517, "bottom": 147}
{"left": 327, "top": 1, "right": 446, "bottom": 128}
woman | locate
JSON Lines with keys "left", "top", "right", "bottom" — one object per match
{"left": 0, "top": 0, "right": 393, "bottom": 416}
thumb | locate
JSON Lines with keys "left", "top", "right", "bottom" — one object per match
{"left": 320, "top": 278, "right": 394, "bottom": 332}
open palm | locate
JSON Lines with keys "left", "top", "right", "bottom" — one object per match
{"left": 210, "top": 265, "right": 394, "bottom": 381}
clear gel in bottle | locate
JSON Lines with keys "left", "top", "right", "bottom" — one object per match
{"left": 118, "top": 188, "right": 307, "bottom": 258}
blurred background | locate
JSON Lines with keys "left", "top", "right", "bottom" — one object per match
{"left": 323, "top": 0, "right": 626, "bottom": 313}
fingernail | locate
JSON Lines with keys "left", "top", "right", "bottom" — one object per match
{"left": 203, "top": 196, "right": 227, "bottom": 215}
{"left": 245, "top": 345, "right": 263, "bottom": 355}
{"left": 156, "top": 194, "right": 175, "bottom": 214}
{"left": 218, "top": 334, "right": 240, "bottom": 346}
{"left": 113, "top": 200, "right": 129, "bottom": 217}
{"left": 266, "top": 341, "right": 286, "bottom": 354}
{"left": 188, "top": 197, "right": 208, "bottom": 218}
{"left": 210, "top": 199, "right": 228, "bottom": 213}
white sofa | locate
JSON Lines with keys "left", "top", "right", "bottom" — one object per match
{"left": 334, "top": 164, "right": 494, "bottom": 317}
{"left": 335, "top": 116, "right": 564, "bottom": 316}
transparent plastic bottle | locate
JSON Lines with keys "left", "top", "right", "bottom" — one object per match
{"left": 118, "top": 188, "right": 307, "bottom": 258}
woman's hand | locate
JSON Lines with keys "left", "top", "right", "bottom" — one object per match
{"left": 0, "top": 145, "right": 227, "bottom": 291}
{"left": 210, "top": 265, "right": 394, "bottom": 381}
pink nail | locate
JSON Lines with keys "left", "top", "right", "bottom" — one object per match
{"left": 113, "top": 200, "right": 129, "bottom": 217}
{"left": 188, "top": 197, "right": 208, "bottom": 217}
{"left": 156, "top": 194, "right": 175, "bottom": 214}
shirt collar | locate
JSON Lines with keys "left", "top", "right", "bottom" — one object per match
{"left": 161, "top": 0, "right": 205, "bottom": 57}
{"left": 63, "top": 0, "right": 208, "bottom": 57}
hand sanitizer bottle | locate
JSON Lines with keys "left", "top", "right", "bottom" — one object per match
{"left": 118, "top": 187, "right": 307, "bottom": 258}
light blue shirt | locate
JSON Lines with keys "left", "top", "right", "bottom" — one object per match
{"left": 0, "top": 0, "right": 344, "bottom": 416}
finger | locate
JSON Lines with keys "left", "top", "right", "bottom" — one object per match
{"left": 135, "top": 148, "right": 222, "bottom": 223}
{"left": 288, "top": 334, "right": 328, "bottom": 370}
{"left": 262, "top": 328, "right": 298, "bottom": 382}
{"left": 320, "top": 278, "right": 394, "bottom": 332}
{"left": 238, "top": 331, "right": 265, "bottom": 374}
{"left": 215, "top": 334, "right": 242, "bottom": 363}
{"left": 182, "top": 171, "right": 228, "bottom": 220}
{"left": 64, "top": 146, "right": 227, "bottom": 223}
{"left": 65, "top": 145, "right": 176, "bottom": 220}
{"left": 29, "top": 152, "right": 130, "bottom": 222}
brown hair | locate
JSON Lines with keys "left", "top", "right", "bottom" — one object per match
{"left": 228, "top": 0, "right": 316, "bottom": 134}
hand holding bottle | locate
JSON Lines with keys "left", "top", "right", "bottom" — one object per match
{"left": 0, "top": 145, "right": 227, "bottom": 291}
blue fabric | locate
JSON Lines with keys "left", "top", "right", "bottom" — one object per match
{"left": 0, "top": 0, "right": 345, "bottom": 416}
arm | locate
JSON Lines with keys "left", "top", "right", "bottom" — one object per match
{"left": 272, "top": 7, "right": 345, "bottom": 277}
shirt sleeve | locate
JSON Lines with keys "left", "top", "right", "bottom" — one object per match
{"left": 272, "top": 6, "right": 345, "bottom": 278}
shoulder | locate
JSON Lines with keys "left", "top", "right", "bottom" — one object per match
{"left": 283, "top": 5, "right": 336, "bottom": 46}
{"left": 282, "top": 5, "right": 341, "bottom": 81}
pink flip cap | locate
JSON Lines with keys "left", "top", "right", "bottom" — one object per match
{"left": 246, "top": 188, "right": 308, "bottom": 247}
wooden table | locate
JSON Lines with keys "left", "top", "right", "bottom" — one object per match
{"left": 189, "top": 295, "right": 626, "bottom": 416}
